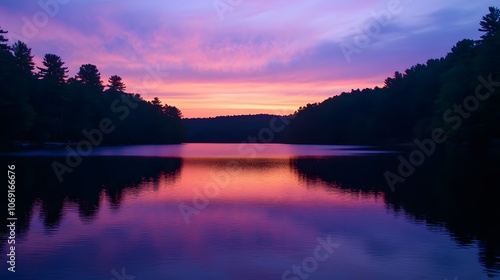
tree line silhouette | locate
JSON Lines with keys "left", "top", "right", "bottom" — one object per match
{"left": 1, "top": 7, "right": 499, "bottom": 149}
{"left": 0, "top": 30, "right": 183, "bottom": 149}
{"left": 184, "top": 114, "right": 289, "bottom": 143}
{"left": 182, "top": 7, "right": 500, "bottom": 149}
{"left": 285, "top": 7, "right": 500, "bottom": 149}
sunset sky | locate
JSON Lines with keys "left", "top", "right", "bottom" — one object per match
{"left": 0, "top": 1, "right": 494, "bottom": 118}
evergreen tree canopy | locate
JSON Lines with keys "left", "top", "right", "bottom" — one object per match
{"left": 76, "top": 64, "right": 104, "bottom": 91}
{"left": 107, "top": 75, "right": 126, "bottom": 92}
{"left": 286, "top": 6, "right": 500, "bottom": 148}
{"left": 479, "top": 6, "right": 500, "bottom": 39}
{"left": 37, "top": 54, "right": 68, "bottom": 84}
{"left": 12, "top": 41, "right": 35, "bottom": 76}
{"left": 0, "top": 26, "right": 184, "bottom": 148}
{"left": 0, "top": 27, "right": 9, "bottom": 51}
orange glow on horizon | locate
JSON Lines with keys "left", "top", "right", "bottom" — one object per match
{"left": 126, "top": 79, "right": 385, "bottom": 118}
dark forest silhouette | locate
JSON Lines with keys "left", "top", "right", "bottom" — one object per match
{"left": 184, "top": 114, "right": 290, "bottom": 143}
{"left": 185, "top": 7, "right": 500, "bottom": 150}
{"left": 0, "top": 8, "right": 499, "bottom": 277}
{"left": 286, "top": 7, "right": 500, "bottom": 148}
{"left": 0, "top": 31, "right": 183, "bottom": 149}
{"left": 1, "top": 7, "right": 499, "bottom": 149}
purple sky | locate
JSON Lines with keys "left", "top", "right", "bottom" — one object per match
{"left": 0, "top": 0, "right": 494, "bottom": 117}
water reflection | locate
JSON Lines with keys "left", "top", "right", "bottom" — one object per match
{"left": 0, "top": 157, "right": 182, "bottom": 234}
{"left": 0, "top": 145, "right": 498, "bottom": 279}
{"left": 290, "top": 153, "right": 500, "bottom": 277}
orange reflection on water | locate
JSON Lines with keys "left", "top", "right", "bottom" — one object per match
{"left": 134, "top": 157, "right": 383, "bottom": 208}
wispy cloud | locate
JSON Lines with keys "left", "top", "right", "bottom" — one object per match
{"left": 0, "top": 0, "right": 493, "bottom": 117}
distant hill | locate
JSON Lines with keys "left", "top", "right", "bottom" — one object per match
{"left": 183, "top": 114, "right": 289, "bottom": 143}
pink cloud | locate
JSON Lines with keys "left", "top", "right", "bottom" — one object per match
{"left": 0, "top": 1, "right": 493, "bottom": 117}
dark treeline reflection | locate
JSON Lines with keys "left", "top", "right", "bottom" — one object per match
{"left": 0, "top": 157, "right": 181, "bottom": 244}
{"left": 290, "top": 152, "right": 500, "bottom": 277}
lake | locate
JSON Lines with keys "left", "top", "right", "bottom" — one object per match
{"left": 0, "top": 143, "right": 499, "bottom": 279}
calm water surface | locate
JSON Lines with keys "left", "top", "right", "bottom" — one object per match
{"left": 0, "top": 144, "right": 498, "bottom": 279}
